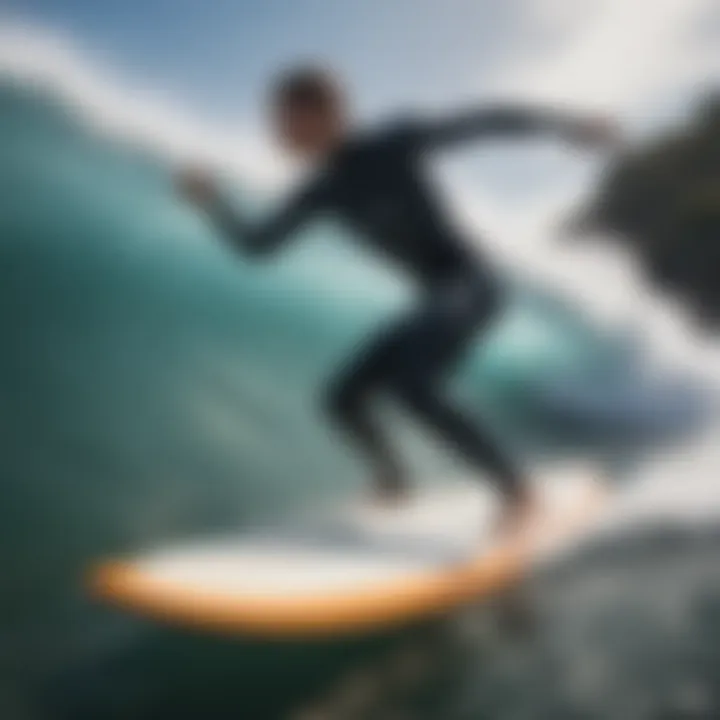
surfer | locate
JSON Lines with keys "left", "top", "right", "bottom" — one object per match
{"left": 177, "top": 66, "right": 618, "bottom": 536}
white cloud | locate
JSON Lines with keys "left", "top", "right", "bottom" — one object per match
{"left": 491, "top": 0, "right": 719, "bottom": 115}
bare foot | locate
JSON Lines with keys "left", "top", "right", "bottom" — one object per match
{"left": 368, "top": 478, "right": 411, "bottom": 508}
{"left": 494, "top": 488, "right": 542, "bottom": 543}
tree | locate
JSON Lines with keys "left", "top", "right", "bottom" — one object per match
{"left": 576, "top": 91, "right": 720, "bottom": 327}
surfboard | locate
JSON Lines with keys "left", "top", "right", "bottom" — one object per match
{"left": 88, "top": 467, "right": 608, "bottom": 638}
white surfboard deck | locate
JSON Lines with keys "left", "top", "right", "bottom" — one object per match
{"left": 89, "top": 466, "right": 608, "bottom": 637}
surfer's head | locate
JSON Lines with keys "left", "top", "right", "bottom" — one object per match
{"left": 270, "top": 65, "right": 348, "bottom": 158}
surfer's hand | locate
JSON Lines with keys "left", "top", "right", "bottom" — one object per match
{"left": 566, "top": 116, "right": 623, "bottom": 150}
{"left": 176, "top": 166, "right": 220, "bottom": 209}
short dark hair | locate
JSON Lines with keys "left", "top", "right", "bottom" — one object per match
{"left": 271, "top": 65, "right": 343, "bottom": 113}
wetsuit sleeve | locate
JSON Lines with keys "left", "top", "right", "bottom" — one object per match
{"left": 407, "top": 106, "right": 584, "bottom": 150}
{"left": 209, "top": 180, "right": 325, "bottom": 257}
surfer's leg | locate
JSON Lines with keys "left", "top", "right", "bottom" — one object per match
{"left": 324, "top": 275, "right": 528, "bottom": 509}
{"left": 393, "top": 380, "right": 525, "bottom": 501}
{"left": 382, "top": 277, "right": 528, "bottom": 503}
{"left": 324, "top": 334, "right": 409, "bottom": 499}
{"left": 388, "top": 329, "right": 537, "bottom": 534}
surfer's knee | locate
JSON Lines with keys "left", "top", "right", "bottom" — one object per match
{"left": 474, "top": 274, "right": 504, "bottom": 328}
{"left": 324, "top": 378, "right": 368, "bottom": 427}
{"left": 390, "top": 370, "right": 433, "bottom": 403}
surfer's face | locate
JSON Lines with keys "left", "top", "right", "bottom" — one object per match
{"left": 274, "top": 102, "right": 346, "bottom": 159}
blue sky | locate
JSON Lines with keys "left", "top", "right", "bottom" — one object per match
{"left": 5, "top": 0, "right": 519, "bottom": 119}
{"left": 4, "top": 0, "right": 716, "bottom": 186}
{"left": 3, "top": 0, "right": 716, "bottom": 141}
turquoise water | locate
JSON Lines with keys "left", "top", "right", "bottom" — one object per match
{"left": 0, "top": 80, "right": 712, "bottom": 718}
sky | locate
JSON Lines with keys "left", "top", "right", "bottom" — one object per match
{"left": 2, "top": 0, "right": 517, "bottom": 116}
{"left": 4, "top": 0, "right": 717, "bottom": 120}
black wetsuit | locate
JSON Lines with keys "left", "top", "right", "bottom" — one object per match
{"left": 211, "top": 106, "right": 578, "bottom": 499}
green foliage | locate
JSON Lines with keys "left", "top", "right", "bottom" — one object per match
{"left": 580, "top": 91, "right": 720, "bottom": 326}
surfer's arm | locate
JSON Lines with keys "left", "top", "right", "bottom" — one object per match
{"left": 209, "top": 182, "right": 324, "bottom": 257}
{"left": 407, "top": 106, "right": 618, "bottom": 151}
